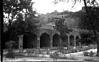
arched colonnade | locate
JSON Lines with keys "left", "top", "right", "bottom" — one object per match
{"left": 18, "top": 31, "right": 81, "bottom": 49}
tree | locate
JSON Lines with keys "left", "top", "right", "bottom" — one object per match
{"left": 2, "top": 0, "right": 38, "bottom": 60}
{"left": 3, "top": 0, "right": 37, "bottom": 32}
{"left": 79, "top": 6, "right": 99, "bottom": 56}
{"left": 79, "top": 0, "right": 99, "bottom": 56}
{"left": 72, "top": 0, "right": 99, "bottom": 56}
{"left": 54, "top": 18, "right": 72, "bottom": 49}
{"left": 3, "top": 0, "right": 38, "bottom": 46}
{"left": 71, "top": 0, "right": 99, "bottom": 56}
{"left": 55, "top": 18, "right": 72, "bottom": 34}
{"left": 53, "top": 0, "right": 99, "bottom": 56}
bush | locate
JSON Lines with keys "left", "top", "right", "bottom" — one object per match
{"left": 84, "top": 52, "right": 90, "bottom": 56}
{"left": 5, "top": 49, "right": 15, "bottom": 58}
{"left": 83, "top": 51, "right": 95, "bottom": 56}
{"left": 5, "top": 49, "right": 25, "bottom": 58}
{"left": 50, "top": 52, "right": 59, "bottom": 59}
{"left": 89, "top": 51, "right": 94, "bottom": 57}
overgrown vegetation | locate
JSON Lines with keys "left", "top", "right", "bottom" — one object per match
{"left": 3, "top": 0, "right": 39, "bottom": 59}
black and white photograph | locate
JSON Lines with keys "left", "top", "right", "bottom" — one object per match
{"left": 2, "top": 0, "right": 99, "bottom": 62}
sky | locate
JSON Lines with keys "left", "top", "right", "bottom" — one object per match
{"left": 32, "top": 0, "right": 84, "bottom": 14}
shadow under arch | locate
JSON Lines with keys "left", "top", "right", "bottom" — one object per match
{"left": 23, "top": 32, "right": 37, "bottom": 49}
{"left": 40, "top": 33, "right": 50, "bottom": 48}
{"left": 70, "top": 35, "right": 74, "bottom": 46}
{"left": 53, "top": 34, "right": 60, "bottom": 47}
{"left": 76, "top": 36, "right": 80, "bottom": 46}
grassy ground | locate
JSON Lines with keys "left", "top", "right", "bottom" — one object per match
{"left": 2, "top": 44, "right": 98, "bottom": 62}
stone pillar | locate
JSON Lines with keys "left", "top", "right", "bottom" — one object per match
{"left": 59, "top": 37, "right": 62, "bottom": 48}
{"left": 79, "top": 42, "right": 81, "bottom": 47}
{"left": 67, "top": 35, "right": 70, "bottom": 48}
{"left": 18, "top": 35, "right": 23, "bottom": 49}
{"left": 96, "top": 31, "right": 99, "bottom": 56}
{"left": 78, "top": 36, "right": 80, "bottom": 46}
{"left": 74, "top": 35, "right": 76, "bottom": 47}
{"left": 37, "top": 36, "right": 40, "bottom": 49}
{"left": 50, "top": 36, "right": 53, "bottom": 48}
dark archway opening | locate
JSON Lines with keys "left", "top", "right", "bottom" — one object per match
{"left": 3, "top": 30, "right": 18, "bottom": 49}
{"left": 23, "top": 32, "right": 37, "bottom": 49}
{"left": 70, "top": 35, "right": 74, "bottom": 46}
{"left": 53, "top": 34, "right": 60, "bottom": 47}
{"left": 40, "top": 33, "right": 50, "bottom": 48}
{"left": 76, "top": 36, "right": 80, "bottom": 46}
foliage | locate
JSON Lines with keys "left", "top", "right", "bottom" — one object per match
{"left": 79, "top": 32, "right": 96, "bottom": 45}
{"left": 72, "top": 0, "right": 99, "bottom": 56}
{"left": 54, "top": 18, "right": 72, "bottom": 45}
{"left": 80, "top": 0, "right": 99, "bottom": 56}
{"left": 3, "top": 0, "right": 38, "bottom": 40}
{"left": 5, "top": 49, "right": 15, "bottom": 58}
{"left": 53, "top": 0, "right": 99, "bottom": 56}
{"left": 3, "top": 0, "right": 39, "bottom": 50}
{"left": 55, "top": 18, "right": 72, "bottom": 34}
{"left": 3, "top": 0, "right": 37, "bottom": 32}
{"left": 83, "top": 51, "right": 95, "bottom": 56}
{"left": 79, "top": 7, "right": 99, "bottom": 30}
{"left": 5, "top": 40, "right": 17, "bottom": 49}
{"left": 3, "top": 0, "right": 34, "bottom": 16}
{"left": 53, "top": 0, "right": 99, "bottom": 7}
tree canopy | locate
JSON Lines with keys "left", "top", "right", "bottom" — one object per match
{"left": 3, "top": 0, "right": 39, "bottom": 46}
{"left": 3, "top": 0, "right": 38, "bottom": 35}
{"left": 79, "top": 7, "right": 99, "bottom": 31}
{"left": 54, "top": 18, "right": 72, "bottom": 41}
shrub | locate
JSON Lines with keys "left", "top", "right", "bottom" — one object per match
{"left": 5, "top": 49, "right": 15, "bottom": 58}
{"left": 83, "top": 52, "right": 90, "bottom": 56}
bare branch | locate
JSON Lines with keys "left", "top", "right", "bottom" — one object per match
{"left": 71, "top": 0, "right": 82, "bottom": 8}
{"left": 72, "top": 0, "right": 77, "bottom": 8}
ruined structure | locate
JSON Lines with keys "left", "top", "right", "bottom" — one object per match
{"left": 19, "top": 11, "right": 83, "bottom": 49}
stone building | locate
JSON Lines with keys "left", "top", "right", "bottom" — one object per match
{"left": 19, "top": 11, "right": 82, "bottom": 49}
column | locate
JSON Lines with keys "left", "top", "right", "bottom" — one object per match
{"left": 74, "top": 35, "right": 76, "bottom": 47}
{"left": 18, "top": 35, "right": 23, "bottom": 49}
{"left": 67, "top": 35, "right": 70, "bottom": 48}
{"left": 79, "top": 36, "right": 82, "bottom": 47}
{"left": 37, "top": 36, "right": 40, "bottom": 49}
{"left": 50, "top": 36, "right": 53, "bottom": 48}
{"left": 79, "top": 42, "right": 81, "bottom": 47}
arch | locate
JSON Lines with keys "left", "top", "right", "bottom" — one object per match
{"left": 23, "top": 32, "right": 37, "bottom": 49}
{"left": 40, "top": 33, "right": 50, "bottom": 48}
{"left": 53, "top": 34, "right": 60, "bottom": 47}
{"left": 70, "top": 35, "right": 74, "bottom": 46}
{"left": 76, "top": 36, "right": 80, "bottom": 46}
{"left": 52, "top": 32, "right": 60, "bottom": 37}
{"left": 76, "top": 36, "right": 79, "bottom": 40}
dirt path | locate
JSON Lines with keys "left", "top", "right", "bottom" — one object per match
{"left": 3, "top": 49, "right": 99, "bottom": 62}
{"left": 3, "top": 57, "right": 83, "bottom": 62}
